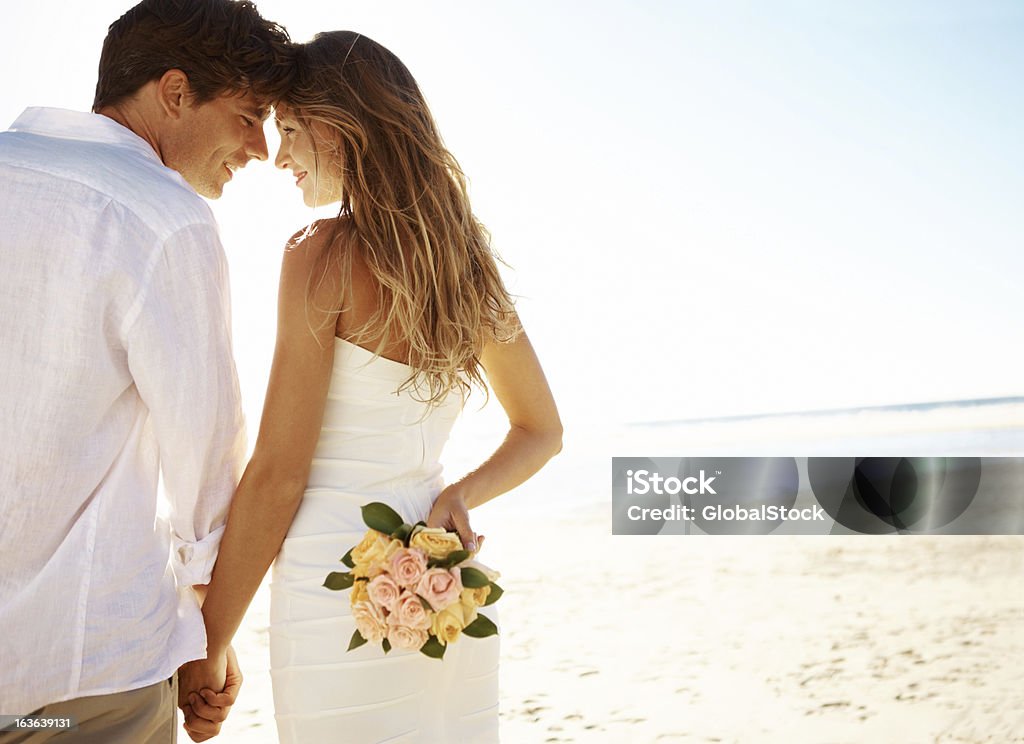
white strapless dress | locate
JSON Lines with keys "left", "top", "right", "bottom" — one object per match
{"left": 269, "top": 338, "right": 499, "bottom": 743}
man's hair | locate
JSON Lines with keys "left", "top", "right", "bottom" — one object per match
{"left": 93, "top": 0, "right": 294, "bottom": 111}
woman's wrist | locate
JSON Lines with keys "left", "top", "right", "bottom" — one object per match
{"left": 204, "top": 634, "right": 231, "bottom": 661}
{"left": 445, "top": 481, "right": 482, "bottom": 510}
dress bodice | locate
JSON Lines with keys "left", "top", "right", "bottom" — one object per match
{"left": 305, "top": 338, "right": 463, "bottom": 496}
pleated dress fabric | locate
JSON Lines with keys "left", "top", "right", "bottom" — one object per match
{"left": 269, "top": 338, "right": 500, "bottom": 743}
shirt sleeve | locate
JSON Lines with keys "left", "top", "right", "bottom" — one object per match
{"left": 124, "top": 222, "right": 247, "bottom": 587}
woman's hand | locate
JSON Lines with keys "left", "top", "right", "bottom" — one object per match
{"left": 177, "top": 645, "right": 242, "bottom": 741}
{"left": 426, "top": 485, "right": 478, "bottom": 552}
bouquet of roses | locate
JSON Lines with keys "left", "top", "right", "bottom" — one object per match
{"left": 324, "top": 502, "right": 502, "bottom": 659}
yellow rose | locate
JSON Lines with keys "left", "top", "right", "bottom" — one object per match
{"left": 410, "top": 527, "right": 464, "bottom": 560}
{"left": 464, "top": 585, "right": 491, "bottom": 607}
{"left": 350, "top": 531, "right": 403, "bottom": 579}
{"left": 351, "top": 530, "right": 390, "bottom": 564}
{"left": 350, "top": 579, "right": 370, "bottom": 607}
{"left": 460, "top": 593, "right": 478, "bottom": 626}
{"left": 459, "top": 586, "right": 490, "bottom": 626}
{"left": 430, "top": 602, "right": 468, "bottom": 646}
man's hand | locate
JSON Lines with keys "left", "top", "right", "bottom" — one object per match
{"left": 176, "top": 646, "right": 242, "bottom": 742}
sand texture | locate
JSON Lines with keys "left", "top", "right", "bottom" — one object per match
{"left": 209, "top": 505, "right": 1023, "bottom": 743}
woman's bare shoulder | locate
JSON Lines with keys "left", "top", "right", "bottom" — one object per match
{"left": 283, "top": 216, "right": 354, "bottom": 260}
{"left": 277, "top": 217, "right": 354, "bottom": 326}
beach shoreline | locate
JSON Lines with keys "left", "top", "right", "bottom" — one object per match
{"left": 214, "top": 501, "right": 1023, "bottom": 743}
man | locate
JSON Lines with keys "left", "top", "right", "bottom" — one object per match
{"left": 0, "top": 1, "right": 292, "bottom": 741}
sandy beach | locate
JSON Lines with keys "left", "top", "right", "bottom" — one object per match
{"left": 209, "top": 500, "right": 1023, "bottom": 744}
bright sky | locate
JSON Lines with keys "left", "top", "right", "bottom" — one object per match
{"left": 3, "top": 1, "right": 1022, "bottom": 433}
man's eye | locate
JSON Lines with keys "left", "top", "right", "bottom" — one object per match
{"left": 241, "top": 116, "right": 256, "bottom": 128}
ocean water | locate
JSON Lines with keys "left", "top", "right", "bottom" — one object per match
{"left": 618, "top": 397, "right": 1024, "bottom": 456}
{"left": 460, "top": 397, "right": 1024, "bottom": 524}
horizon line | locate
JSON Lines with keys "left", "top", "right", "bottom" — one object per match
{"left": 630, "top": 395, "right": 1024, "bottom": 428}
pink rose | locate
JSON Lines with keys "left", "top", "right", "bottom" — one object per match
{"left": 389, "top": 590, "right": 431, "bottom": 630}
{"left": 387, "top": 624, "right": 429, "bottom": 651}
{"left": 351, "top": 600, "right": 388, "bottom": 644}
{"left": 416, "top": 567, "right": 463, "bottom": 611}
{"left": 367, "top": 574, "right": 401, "bottom": 613}
{"left": 390, "top": 547, "right": 428, "bottom": 588}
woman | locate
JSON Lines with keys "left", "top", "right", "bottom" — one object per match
{"left": 180, "top": 31, "right": 561, "bottom": 743}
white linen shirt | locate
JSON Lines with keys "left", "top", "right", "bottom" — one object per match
{"left": 0, "top": 108, "right": 246, "bottom": 715}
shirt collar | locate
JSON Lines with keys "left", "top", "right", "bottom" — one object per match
{"left": 9, "top": 107, "right": 164, "bottom": 166}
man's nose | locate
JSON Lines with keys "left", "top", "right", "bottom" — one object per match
{"left": 246, "top": 125, "right": 269, "bottom": 162}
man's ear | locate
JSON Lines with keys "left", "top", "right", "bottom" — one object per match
{"left": 155, "top": 69, "right": 192, "bottom": 119}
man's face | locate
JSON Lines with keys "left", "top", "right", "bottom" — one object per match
{"left": 165, "top": 91, "right": 270, "bottom": 198}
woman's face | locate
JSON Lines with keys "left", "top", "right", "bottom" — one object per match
{"left": 273, "top": 105, "right": 344, "bottom": 207}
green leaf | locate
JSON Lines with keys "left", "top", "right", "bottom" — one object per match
{"left": 450, "top": 549, "right": 472, "bottom": 564}
{"left": 418, "top": 595, "right": 433, "bottom": 611}
{"left": 420, "top": 634, "right": 446, "bottom": 659}
{"left": 483, "top": 582, "right": 503, "bottom": 606}
{"left": 362, "top": 502, "right": 405, "bottom": 535}
{"left": 428, "top": 549, "right": 471, "bottom": 570}
{"left": 323, "top": 571, "right": 354, "bottom": 591}
{"left": 347, "top": 630, "right": 368, "bottom": 651}
{"left": 462, "top": 614, "right": 498, "bottom": 638}
{"left": 392, "top": 523, "right": 413, "bottom": 545}
{"left": 340, "top": 548, "right": 355, "bottom": 569}
{"left": 382, "top": 638, "right": 392, "bottom": 654}
{"left": 460, "top": 566, "right": 490, "bottom": 588}
{"left": 439, "top": 550, "right": 471, "bottom": 569}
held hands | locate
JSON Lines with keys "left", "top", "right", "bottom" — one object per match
{"left": 426, "top": 485, "right": 482, "bottom": 553}
{"left": 176, "top": 645, "right": 242, "bottom": 742}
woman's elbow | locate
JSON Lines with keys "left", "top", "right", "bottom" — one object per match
{"left": 541, "top": 423, "right": 563, "bottom": 459}
{"left": 510, "top": 420, "right": 562, "bottom": 459}
{"left": 238, "top": 459, "right": 309, "bottom": 508}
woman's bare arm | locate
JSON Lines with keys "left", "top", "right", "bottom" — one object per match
{"left": 426, "top": 330, "right": 562, "bottom": 547}
{"left": 178, "top": 223, "right": 343, "bottom": 734}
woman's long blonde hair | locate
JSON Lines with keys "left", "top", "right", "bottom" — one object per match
{"left": 283, "top": 31, "right": 519, "bottom": 404}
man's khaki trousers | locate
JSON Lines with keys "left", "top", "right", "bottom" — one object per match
{"left": 2, "top": 675, "right": 177, "bottom": 743}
